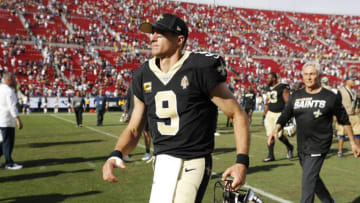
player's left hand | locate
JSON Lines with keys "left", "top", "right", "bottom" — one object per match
{"left": 221, "top": 164, "right": 247, "bottom": 190}
{"left": 351, "top": 143, "right": 360, "bottom": 157}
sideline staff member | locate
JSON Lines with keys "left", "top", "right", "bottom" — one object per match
{"left": 0, "top": 73, "right": 23, "bottom": 170}
{"left": 102, "top": 13, "right": 250, "bottom": 203}
{"left": 269, "top": 61, "right": 360, "bottom": 203}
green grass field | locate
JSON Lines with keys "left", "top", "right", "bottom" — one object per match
{"left": 0, "top": 112, "right": 359, "bottom": 203}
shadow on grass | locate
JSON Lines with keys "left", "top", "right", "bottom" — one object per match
{"left": 0, "top": 191, "right": 101, "bottom": 203}
{"left": 210, "top": 163, "right": 294, "bottom": 179}
{"left": 20, "top": 156, "right": 107, "bottom": 168}
{"left": 326, "top": 148, "right": 351, "bottom": 159}
{"left": 351, "top": 196, "right": 360, "bottom": 203}
{"left": 23, "top": 139, "right": 104, "bottom": 148}
{"left": 0, "top": 169, "right": 94, "bottom": 183}
{"left": 247, "top": 163, "right": 294, "bottom": 174}
{"left": 213, "top": 148, "right": 236, "bottom": 156}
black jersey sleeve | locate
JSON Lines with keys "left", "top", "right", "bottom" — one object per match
{"left": 277, "top": 92, "right": 294, "bottom": 128}
{"left": 334, "top": 92, "right": 351, "bottom": 125}
{"left": 195, "top": 53, "right": 227, "bottom": 95}
{"left": 132, "top": 63, "right": 146, "bottom": 102}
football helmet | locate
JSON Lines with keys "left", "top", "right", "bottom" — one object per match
{"left": 283, "top": 118, "right": 296, "bottom": 137}
{"left": 214, "top": 180, "right": 263, "bottom": 203}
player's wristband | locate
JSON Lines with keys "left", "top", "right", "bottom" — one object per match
{"left": 236, "top": 154, "right": 249, "bottom": 168}
{"left": 108, "top": 150, "right": 123, "bottom": 160}
{"left": 107, "top": 150, "right": 123, "bottom": 167}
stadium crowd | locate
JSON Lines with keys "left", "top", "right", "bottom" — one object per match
{"left": 0, "top": 0, "right": 359, "bottom": 100}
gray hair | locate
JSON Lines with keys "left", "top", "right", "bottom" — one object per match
{"left": 302, "top": 61, "right": 322, "bottom": 76}
{"left": 1, "top": 72, "right": 13, "bottom": 83}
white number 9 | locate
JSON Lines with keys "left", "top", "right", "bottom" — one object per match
{"left": 155, "top": 90, "right": 179, "bottom": 136}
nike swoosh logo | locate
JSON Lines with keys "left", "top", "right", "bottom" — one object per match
{"left": 185, "top": 168, "right": 196, "bottom": 172}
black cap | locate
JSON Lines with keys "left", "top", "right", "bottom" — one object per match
{"left": 139, "top": 13, "right": 188, "bottom": 40}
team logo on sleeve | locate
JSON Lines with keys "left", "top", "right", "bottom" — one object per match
{"left": 143, "top": 82, "right": 152, "bottom": 93}
{"left": 181, "top": 75, "right": 189, "bottom": 89}
{"left": 217, "top": 64, "right": 226, "bottom": 77}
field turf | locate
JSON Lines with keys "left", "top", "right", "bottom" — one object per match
{"left": 0, "top": 112, "right": 359, "bottom": 203}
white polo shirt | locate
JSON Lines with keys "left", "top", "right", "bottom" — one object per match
{"left": 0, "top": 83, "right": 18, "bottom": 127}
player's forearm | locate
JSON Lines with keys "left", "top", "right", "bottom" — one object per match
{"left": 114, "top": 127, "right": 141, "bottom": 156}
{"left": 233, "top": 110, "right": 250, "bottom": 154}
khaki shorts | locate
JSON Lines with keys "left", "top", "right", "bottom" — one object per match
{"left": 336, "top": 115, "right": 360, "bottom": 136}
{"left": 264, "top": 111, "right": 283, "bottom": 137}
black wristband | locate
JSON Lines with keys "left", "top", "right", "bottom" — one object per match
{"left": 236, "top": 154, "right": 249, "bottom": 168}
{"left": 108, "top": 150, "right": 123, "bottom": 160}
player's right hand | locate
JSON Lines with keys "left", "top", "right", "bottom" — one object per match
{"left": 351, "top": 143, "right": 360, "bottom": 158}
{"left": 102, "top": 158, "right": 126, "bottom": 182}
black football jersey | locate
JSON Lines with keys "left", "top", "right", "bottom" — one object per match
{"left": 242, "top": 92, "right": 256, "bottom": 110}
{"left": 132, "top": 51, "right": 227, "bottom": 159}
{"left": 266, "top": 83, "right": 289, "bottom": 113}
{"left": 277, "top": 88, "right": 350, "bottom": 154}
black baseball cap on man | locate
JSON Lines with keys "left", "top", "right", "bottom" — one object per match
{"left": 139, "top": 13, "right": 188, "bottom": 41}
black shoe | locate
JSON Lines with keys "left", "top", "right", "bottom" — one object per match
{"left": 263, "top": 157, "right": 275, "bottom": 162}
{"left": 287, "top": 146, "right": 294, "bottom": 159}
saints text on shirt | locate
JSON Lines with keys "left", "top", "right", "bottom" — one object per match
{"left": 294, "top": 97, "right": 326, "bottom": 109}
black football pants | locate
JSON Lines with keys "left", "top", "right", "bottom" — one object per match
{"left": 298, "top": 152, "right": 333, "bottom": 203}
{"left": 97, "top": 109, "right": 105, "bottom": 125}
{"left": 0, "top": 127, "right": 15, "bottom": 165}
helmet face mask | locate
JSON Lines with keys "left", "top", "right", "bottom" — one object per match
{"left": 213, "top": 180, "right": 263, "bottom": 203}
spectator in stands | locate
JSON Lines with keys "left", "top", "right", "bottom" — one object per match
{"left": 321, "top": 77, "right": 331, "bottom": 90}
{"left": 94, "top": 89, "right": 108, "bottom": 126}
{"left": 0, "top": 72, "right": 23, "bottom": 170}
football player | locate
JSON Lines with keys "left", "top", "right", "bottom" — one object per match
{"left": 242, "top": 85, "right": 256, "bottom": 124}
{"left": 102, "top": 13, "right": 250, "bottom": 203}
{"left": 269, "top": 61, "right": 360, "bottom": 203}
{"left": 263, "top": 72, "right": 294, "bottom": 162}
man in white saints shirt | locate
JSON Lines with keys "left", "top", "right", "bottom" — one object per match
{"left": 0, "top": 72, "right": 23, "bottom": 170}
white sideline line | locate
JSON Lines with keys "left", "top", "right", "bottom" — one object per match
{"left": 50, "top": 114, "right": 147, "bottom": 148}
{"left": 244, "top": 184, "right": 293, "bottom": 203}
{"left": 51, "top": 114, "right": 292, "bottom": 203}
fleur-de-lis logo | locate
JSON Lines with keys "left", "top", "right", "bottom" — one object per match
{"left": 157, "top": 14, "right": 164, "bottom": 21}
{"left": 313, "top": 109, "right": 322, "bottom": 118}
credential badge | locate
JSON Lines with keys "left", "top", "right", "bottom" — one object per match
{"left": 181, "top": 75, "right": 189, "bottom": 89}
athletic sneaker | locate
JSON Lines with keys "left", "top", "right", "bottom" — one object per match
{"left": 5, "top": 163, "right": 23, "bottom": 170}
{"left": 123, "top": 155, "right": 131, "bottom": 162}
{"left": 141, "top": 153, "right": 151, "bottom": 161}
{"left": 337, "top": 152, "right": 344, "bottom": 158}
{"left": 287, "top": 146, "right": 294, "bottom": 159}
{"left": 263, "top": 157, "right": 275, "bottom": 162}
{"left": 214, "top": 132, "right": 221, "bottom": 136}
